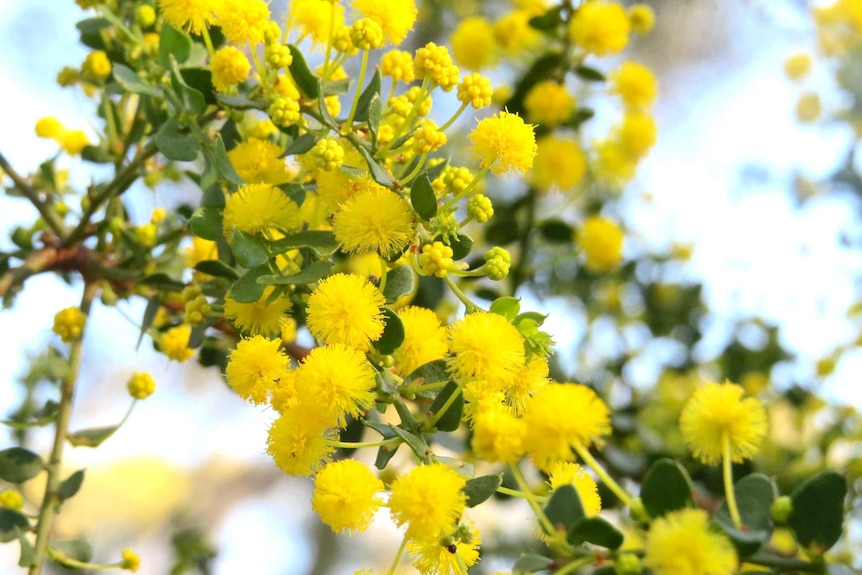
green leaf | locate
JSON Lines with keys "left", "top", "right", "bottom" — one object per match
{"left": 228, "top": 264, "right": 269, "bottom": 303}
{"left": 513, "top": 553, "right": 553, "bottom": 575}
{"left": 356, "top": 145, "right": 394, "bottom": 187}
{"left": 137, "top": 297, "right": 161, "bottom": 351}
{"left": 529, "top": 6, "right": 564, "bottom": 30}
{"left": 354, "top": 69, "right": 382, "bottom": 123}
{"left": 159, "top": 24, "right": 192, "bottom": 68}
{"left": 113, "top": 64, "right": 162, "bottom": 97}
{"left": 269, "top": 230, "right": 340, "bottom": 257}
{"left": 194, "top": 259, "right": 239, "bottom": 279}
{"left": 368, "top": 93, "right": 382, "bottom": 138}
{"left": 257, "top": 260, "right": 333, "bottom": 286}
{"left": 715, "top": 473, "right": 776, "bottom": 556}
{"left": 170, "top": 58, "right": 205, "bottom": 114}
{"left": 789, "top": 470, "right": 846, "bottom": 552}
{"left": 215, "top": 94, "right": 267, "bottom": 110}
{"left": 539, "top": 219, "right": 574, "bottom": 243}
{"left": 16, "top": 525, "right": 35, "bottom": 566}
{"left": 569, "top": 517, "right": 624, "bottom": 549}
{"left": 282, "top": 133, "right": 317, "bottom": 157}
{"left": 67, "top": 425, "right": 120, "bottom": 448}
{"left": 463, "top": 474, "right": 502, "bottom": 507}
{"left": 230, "top": 227, "right": 269, "bottom": 268}
{"left": 181, "top": 68, "right": 216, "bottom": 104}
{"left": 51, "top": 540, "right": 93, "bottom": 563}
{"left": 574, "top": 65, "right": 606, "bottom": 82}
{"left": 402, "top": 359, "right": 450, "bottom": 399}
{"left": 210, "top": 134, "right": 244, "bottom": 184}
{"left": 569, "top": 108, "right": 595, "bottom": 129}
{"left": 58, "top": 469, "right": 85, "bottom": 502}
{"left": 544, "top": 485, "right": 585, "bottom": 532}
{"left": 449, "top": 233, "right": 474, "bottom": 261}
{"left": 375, "top": 442, "right": 400, "bottom": 469}
{"left": 490, "top": 297, "right": 521, "bottom": 321}
{"left": 388, "top": 425, "right": 428, "bottom": 459}
{"left": 0, "top": 448, "right": 43, "bottom": 483}
{"left": 428, "top": 380, "right": 463, "bottom": 432}
{"left": 189, "top": 206, "right": 223, "bottom": 241}
{"left": 375, "top": 308, "right": 405, "bottom": 355}
{"left": 410, "top": 173, "right": 438, "bottom": 220}
{"left": 0, "top": 509, "right": 29, "bottom": 543}
{"left": 640, "top": 458, "right": 693, "bottom": 518}
{"left": 139, "top": 273, "right": 186, "bottom": 291}
{"left": 287, "top": 44, "right": 320, "bottom": 99}
{"left": 324, "top": 78, "right": 351, "bottom": 95}
{"left": 382, "top": 266, "right": 415, "bottom": 304}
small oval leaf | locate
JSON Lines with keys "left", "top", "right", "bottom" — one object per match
{"left": 0, "top": 448, "right": 44, "bottom": 484}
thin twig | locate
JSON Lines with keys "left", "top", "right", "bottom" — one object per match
{"left": 0, "top": 151, "right": 67, "bottom": 238}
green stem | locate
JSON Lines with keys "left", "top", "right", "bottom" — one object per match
{"left": 0, "top": 152, "right": 67, "bottom": 238}
{"left": 497, "top": 485, "right": 549, "bottom": 503}
{"left": 571, "top": 440, "right": 633, "bottom": 508}
{"left": 398, "top": 152, "right": 428, "bottom": 183}
{"left": 29, "top": 282, "right": 99, "bottom": 575}
{"left": 386, "top": 535, "right": 408, "bottom": 575}
{"left": 722, "top": 431, "right": 742, "bottom": 529}
{"left": 401, "top": 380, "right": 449, "bottom": 396}
{"left": 443, "top": 274, "right": 480, "bottom": 313}
{"left": 438, "top": 100, "right": 469, "bottom": 132}
{"left": 746, "top": 551, "right": 825, "bottom": 573}
{"left": 344, "top": 49, "right": 370, "bottom": 128}
{"left": 425, "top": 379, "right": 465, "bottom": 429}
{"left": 46, "top": 548, "right": 119, "bottom": 572}
{"left": 325, "top": 437, "right": 401, "bottom": 449}
{"left": 553, "top": 556, "right": 595, "bottom": 575}
{"left": 201, "top": 25, "right": 216, "bottom": 58}
{"left": 509, "top": 463, "right": 556, "bottom": 536}
{"left": 380, "top": 78, "right": 430, "bottom": 154}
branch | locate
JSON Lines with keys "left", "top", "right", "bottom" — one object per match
{"left": 0, "top": 151, "right": 67, "bottom": 238}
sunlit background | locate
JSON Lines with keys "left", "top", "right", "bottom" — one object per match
{"left": 1, "top": 0, "right": 860, "bottom": 573}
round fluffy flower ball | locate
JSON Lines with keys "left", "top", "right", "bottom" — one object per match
{"left": 530, "top": 135, "right": 587, "bottom": 192}
{"left": 389, "top": 464, "right": 467, "bottom": 540}
{"left": 469, "top": 111, "right": 537, "bottom": 176}
{"left": 158, "top": 0, "right": 216, "bottom": 35}
{"left": 312, "top": 460, "right": 383, "bottom": 534}
{"left": 211, "top": 46, "right": 251, "bottom": 93}
{"left": 352, "top": 0, "right": 417, "bottom": 46}
{"left": 524, "top": 80, "right": 575, "bottom": 126}
{"left": 523, "top": 383, "right": 612, "bottom": 471}
{"left": 610, "top": 61, "right": 658, "bottom": 111}
{"left": 227, "top": 138, "right": 290, "bottom": 184}
{"left": 306, "top": 273, "right": 386, "bottom": 351}
{"left": 548, "top": 462, "right": 601, "bottom": 517}
{"left": 447, "top": 311, "right": 525, "bottom": 387}
{"left": 679, "top": 381, "right": 768, "bottom": 465}
{"left": 392, "top": 306, "right": 448, "bottom": 376}
{"left": 471, "top": 406, "right": 526, "bottom": 463}
{"left": 223, "top": 183, "right": 302, "bottom": 240}
{"left": 332, "top": 187, "right": 416, "bottom": 257}
{"left": 225, "top": 335, "right": 288, "bottom": 405}
{"left": 450, "top": 16, "right": 497, "bottom": 71}
{"left": 569, "top": 1, "right": 631, "bottom": 56}
{"left": 577, "top": 216, "right": 624, "bottom": 273}
{"left": 267, "top": 408, "right": 337, "bottom": 477}
{"left": 645, "top": 508, "right": 737, "bottom": 575}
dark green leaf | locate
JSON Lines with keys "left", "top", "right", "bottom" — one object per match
{"left": 0, "top": 509, "right": 29, "bottom": 543}
{"left": 428, "top": 380, "right": 463, "bottom": 432}
{"left": 368, "top": 93, "right": 382, "bottom": 137}
{"left": 544, "top": 485, "right": 585, "bottom": 532}
{"left": 789, "top": 470, "right": 846, "bottom": 552}
{"left": 282, "top": 133, "right": 317, "bottom": 157}
{"left": 354, "top": 69, "right": 381, "bottom": 123}
{"left": 715, "top": 473, "right": 776, "bottom": 556}
{"left": 410, "top": 174, "right": 438, "bottom": 220}
{"left": 194, "top": 259, "right": 239, "bottom": 279}
{"left": 640, "top": 458, "right": 693, "bottom": 518}
{"left": 569, "top": 108, "right": 595, "bottom": 129}
{"left": 139, "top": 273, "right": 185, "bottom": 291}
{"left": 529, "top": 6, "right": 564, "bottom": 31}
{"left": 159, "top": 24, "right": 192, "bottom": 68}
{"left": 228, "top": 264, "right": 269, "bottom": 303}
{"left": 375, "top": 308, "right": 405, "bottom": 355}
{"left": 490, "top": 297, "right": 521, "bottom": 321}
{"left": 113, "top": 64, "right": 162, "bottom": 97}
{"left": 402, "top": 359, "right": 450, "bottom": 399}
{"left": 363, "top": 420, "right": 398, "bottom": 439}
{"left": 569, "top": 517, "right": 624, "bottom": 549}
{"left": 423, "top": 159, "right": 449, "bottom": 183}
{"left": 269, "top": 230, "right": 339, "bottom": 257}
{"left": 574, "top": 66, "right": 606, "bottom": 82}
{"left": 230, "top": 227, "right": 269, "bottom": 268}
{"left": 539, "top": 219, "right": 573, "bottom": 243}
{"left": 513, "top": 553, "right": 553, "bottom": 575}
{"left": 0, "top": 448, "right": 43, "bottom": 483}
{"left": 382, "top": 266, "right": 415, "bottom": 304}
{"left": 51, "top": 540, "right": 93, "bottom": 563}
{"left": 180, "top": 68, "right": 216, "bottom": 105}
{"left": 389, "top": 425, "right": 428, "bottom": 459}
{"left": 356, "top": 145, "right": 394, "bottom": 187}
{"left": 189, "top": 206, "right": 223, "bottom": 241}
{"left": 324, "top": 78, "right": 351, "bottom": 95}
{"left": 448, "top": 233, "right": 473, "bottom": 260}
{"left": 58, "top": 469, "right": 85, "bottom": 502}
{"left": 375, "top": 443, "right": 400, "bottom": 469}
{"left": 287, "top": 44, "right": 319, "bottom": 98}
{"left": 137, "top": 297, "right": 161, "bottom": 351}
{"left": 170, "top": 58, "right": 205, "bottom": 113}
{"left": 211, "top": 134, "right": 244, "bottom": 184}
{"left": 16, "top": 525, "right": 34, "bottom": 566}
{"left": 76, "top": 17, "right": 111, "bottom": 35}
{"left": 464, "top": 474, "right": 502, "bottom": 507}
{"left": 215, "top": 94, "right": 267, "bottom": 110}
{"left": 156, "top": 118, "right": 199, "bottom": 161}
{"left": 67, "top": 425, "right": 120, "bottom": 448}
{"left": 257, "top": 260, "right": 333, "bottom": 286}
